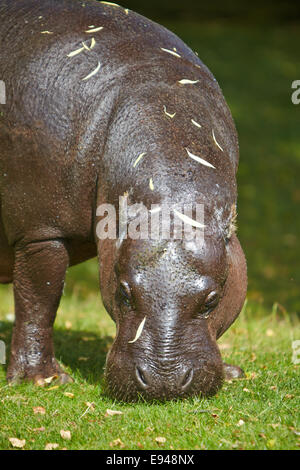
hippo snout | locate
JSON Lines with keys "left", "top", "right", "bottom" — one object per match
{"left": 135, "top": 364, "right": 194, "bottom": 393}
{"left": 105, "top": 341, "right": 224, "bottom": 401}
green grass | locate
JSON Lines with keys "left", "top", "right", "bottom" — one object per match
{"left": 0, "top": 264, "right": 299, "bottom": 450}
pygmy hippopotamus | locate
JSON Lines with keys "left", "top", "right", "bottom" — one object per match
{"left": 0, "top": 0, "right": 247, "bottom": 400}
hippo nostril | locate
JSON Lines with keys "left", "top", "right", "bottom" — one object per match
{"left": 180, "top": 368, "right": 194, "bottom": 390}
{"left": 135, "top": 366, "right": 148, "bottom": 389}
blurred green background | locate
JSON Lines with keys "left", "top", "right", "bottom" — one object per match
{"left": 66, "top": 0, "right": 300, "bottom": 314}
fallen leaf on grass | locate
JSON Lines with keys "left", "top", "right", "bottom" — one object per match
{"left": 45, "top": 443, "right": 59, "bottom": 450}
{"left": 267, "top": 439, "right": 276, "bottom": 448}
{"left": 65, "top": 321, "right": 72, "bottom": 329}
{"left": 155, "top": 436, "right": 166, "bottom": 445}
{"left": 47, "top": 385, "right": 60, "bottom": 391}
{"left": 33, "top": 406, "right": 46, "bottom": 415}
{"left": 269, "top": 423, "right": 280, "bottom": 429}
{"left": 80, "top": 402, "right": 96, "bottom": 418}
{"left": 64, "top": 392, "right": 74, "bottom": 398}
{"left": 237, "top": 419, "right": 245, "bottom": 427}
{"left": 266, "top": 329, "right": 274, "bottom": 337}
{"left": 105, "top": 409, "right": 123, "bottom": 417}
{"left": 44, "top": 375, "right": 58, "bottom": 384}
{"left": 60, "top": 430, "right": 71, "bottom": 440}
{"left": 85, "top": 401, "right": 95, "bottom": 410}
{"left": 110, "top": 438, "right": 125, "bottom": 448}
{"left": 32, "top": 427, "right": 45, "bottom": 432}
{"left": 9, "top": 437, "right": 26, "bottom": 448}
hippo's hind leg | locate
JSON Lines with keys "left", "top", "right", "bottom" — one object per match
{"left": 7, "top": 238, "right": 72, "bottom": 384}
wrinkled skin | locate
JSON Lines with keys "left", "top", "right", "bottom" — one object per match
{"left": 0, "top": 0, "right": 247, "bottom": 400}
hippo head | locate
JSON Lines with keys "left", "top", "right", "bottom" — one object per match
{"left": 101, "top": 229, "right": 229, "bottom": 401}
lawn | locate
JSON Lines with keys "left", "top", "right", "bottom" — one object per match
{"left": 0, "top": 262, "right": 299, "bottom": 450}
{"left": 0, "top": 16, "right": 299, "bottom": 450}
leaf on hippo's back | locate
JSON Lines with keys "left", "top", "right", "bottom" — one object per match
{"left": 44, "top": 375, "right": 58, "bottom": 384}
{"left": 85, "top": 402, "right": 95, "bottom": 410}
{"left": 105, "top": 409, "right": 123, "bottom": 417}
{"left": 178, "top": 79, "right": 199, "bottom": 85}
{"left": 33, "top": 427, "right": 46, "bottom": 432}
{"left": 149, "top": 178, "right": 154, "bottom": 191}
{"left": 160, "top": 47, "right": 181, "bottom": 58}
{"left": 9, "top": 437, "right": 26, "bottom": 448}
{"left": 67, "top": 46, "right": 85, "bottom": 57}
{"left": 82, "top": 61, "right": 101, "bottom": 81}
{"left": 85, "top": 26, "right": 103, "bottom": 33}
{"left": 33, "top": 406, "right": 46, "bottom": 415}
{"left": 191, "top": 118, "right": 202, "bottom": 128}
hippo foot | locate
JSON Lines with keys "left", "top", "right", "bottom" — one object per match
{"left": 223, "top": 362, "right": 245, "bottom": 380}
{"left": 7, "top": 359, "right": 74, "bottom": 386}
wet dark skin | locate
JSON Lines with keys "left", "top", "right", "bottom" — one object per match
{"left": 0, "top": 0, "right": 247, "bottom": 400}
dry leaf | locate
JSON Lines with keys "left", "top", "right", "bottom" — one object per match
{"left": 33, "top": 427, "right": 45, "bottom": 432}
{"left": 64, "top": 392, "right": 74, "bottom": 398}
{"left": 85, "top": 26, "right": 103, "bottom": 33}
{"left": 65, "top": 321, "right": 72, "bottom": 329}
{"left": 128, "top": 317, "right": 146, "bottom": 343}
{"left": 110, "top": 438, "right": 125, "bottom": 448}
{"left": 45, "top": 443, "right": 59, "bottom": 450}
{"left": 33, "top": 406, "right": 46, "bottom": 415}
{"left": 60, "top": 430, "right": 71, "bottom": 440}
{"left": 178, "top": 79, "right": 199, "bottom": 85}
{"left": 155, "top": 436, "right": 166, "bottom": 445}
{"left": 44, "top": 375, "right": 58, "bottom": 384}
{"left": 82, "top": 61, "right": 101, "bottom": 81}
{"left": 9, "top": 437, "right": 26, "bottom": 448}
{"left": 105, "top": 409, "right": 123, "bottom": 417}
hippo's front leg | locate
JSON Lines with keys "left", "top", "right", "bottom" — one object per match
{"left": 7, "top": 239, "right": 72, "bottom": 384}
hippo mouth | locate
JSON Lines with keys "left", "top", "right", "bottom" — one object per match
{"left": 104, "top": 343, "right": 224, "bottom": 402}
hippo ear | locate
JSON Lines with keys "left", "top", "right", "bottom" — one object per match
{"left": 226, "top": 204, "right": 237, "bottom": 241}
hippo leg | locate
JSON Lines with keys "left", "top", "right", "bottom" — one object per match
{"left": 7, "top": 238, "right": 72, "bottom": 384}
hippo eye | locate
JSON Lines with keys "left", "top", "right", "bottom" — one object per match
{"left": 203, "top": 291, "right": 219, "bottom": 316}
{"left": 118, "top": 281, "right": 132, "bottom": 306}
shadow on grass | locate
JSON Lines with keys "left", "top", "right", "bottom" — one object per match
{"left": 0, "top": 321, "right": 114, "bottom": 385}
